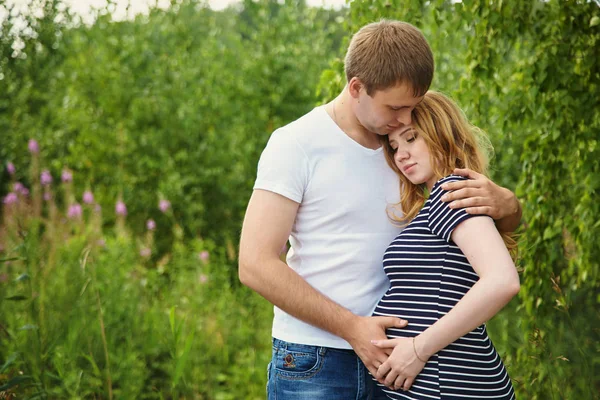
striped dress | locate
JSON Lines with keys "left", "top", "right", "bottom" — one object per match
{"left": 373, "top": 175, "right": 515, "bottom": 400}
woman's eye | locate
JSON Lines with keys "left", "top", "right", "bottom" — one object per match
{"left": 406, "top": 135, "right": 416, "bottom": 143}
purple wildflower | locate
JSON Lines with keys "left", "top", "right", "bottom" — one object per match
{"left": 13, "top": 182, "right": 24, "bottom": 193}
{"left": 97, "top": 239, "right": 106, "bottom": 247}
{"left": 115, "top": 200, "right": 127, "bottom": 216}
{"left": 198, "top": 250, "right": 209, "bottom": 263}
{"left": 6, "top": 162, "right": 15, "bottom": 175}
{"left": 146, "top": 219, "right": 156, "bottom": 231}
{"left": 199, "top": 274, "right": 208, "bottom": 284}
{"left": 158, "top": 199, "right": 171, "bottom": 213}
{"left": 83, "top": 190, "right": 94, "bottom": 204}
{"left": 40, "top": 170, "right": 53, "bottom": 186}
{"left": 61, "top": 169, "right": 73, "bottom": 183}
{"left": 28, "top": 139, "right": 39, "bottom": 154}
{"left": 13, "top": 182, "right": 29, "bottom": 197}
{"left": 14, "top": 182, "right": 30, "bottom": 197}
{"left": 140, "top": 248, "right": 151, "bottom": 258}
{"left": 3, "top": 192, "right": 18, "bottom": 205}
{"left": 43, "top": 192, "right": 52, "bottom": 201}
{"left": 67, "top": 203, "right": 83, "bottom": 219}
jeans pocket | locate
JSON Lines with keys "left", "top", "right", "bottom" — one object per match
{"left": 273, "top": 342, "right": 324, "bottom": 380}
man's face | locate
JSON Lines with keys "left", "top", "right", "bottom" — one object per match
{"left": 354, "top": 82, "right": 424, "bottom": 136}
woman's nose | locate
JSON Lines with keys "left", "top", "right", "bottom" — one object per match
{"left": 395, "top": 149, "right": 409, "bottom": 163}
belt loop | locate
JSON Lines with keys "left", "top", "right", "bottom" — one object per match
{"left": 319, "top": 346, "right": 326, "bottom": 356}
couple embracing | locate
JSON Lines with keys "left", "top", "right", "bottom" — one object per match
{"left": 239, "top": 20, "right": 520, "bottom": 400}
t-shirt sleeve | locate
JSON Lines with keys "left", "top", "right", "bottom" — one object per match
{"left": 427, "top": 176, "right": 490, "bottom": 242}
{"left": 253, "top": 128, "right": 309, "bottom": 203}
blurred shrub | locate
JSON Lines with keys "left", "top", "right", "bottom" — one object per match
{"left": 0, "top": 178, "right": 273, "bottom": 398}
{"left": 0, "top": 1, "right": 345, "bottom": 396}
{"left": 0, "top": 0, "right": 345, "bottom": 267}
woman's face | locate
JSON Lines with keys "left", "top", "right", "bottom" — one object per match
{"left": 388, "top": 126, "right": 437, "bottom": 190}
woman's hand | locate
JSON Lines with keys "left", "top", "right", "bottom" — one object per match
{"left": 371, "top": 336, "right": 429, "bottom": 391}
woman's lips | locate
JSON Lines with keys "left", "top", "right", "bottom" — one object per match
{"left": 403, "top": 163, "right": 416, "bottom": 173}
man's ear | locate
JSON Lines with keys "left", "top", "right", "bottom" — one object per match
{"left": 348, "top": 77, "right": 364, "bottom": 99}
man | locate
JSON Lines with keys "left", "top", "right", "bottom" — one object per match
{"left": 239, "top": 20, "right": 521, "bottom": 399}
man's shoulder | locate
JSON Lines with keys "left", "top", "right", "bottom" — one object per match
{"left": 273, "top": 106, "right": 328, "bottom": 143}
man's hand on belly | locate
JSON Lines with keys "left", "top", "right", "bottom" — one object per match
{"left": 342, "top": 316, "right": 408, "bottom": 383}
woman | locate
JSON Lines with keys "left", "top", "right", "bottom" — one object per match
{"left": 371, "top": 91, "right": 519, "bottom": 399}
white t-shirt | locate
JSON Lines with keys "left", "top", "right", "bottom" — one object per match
{"left": 254, "top": 105, "right": 402, "bottom": 349}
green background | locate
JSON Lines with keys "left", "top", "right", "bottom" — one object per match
{"left": 0, "top": 0, "right": 598, "bottom": 398}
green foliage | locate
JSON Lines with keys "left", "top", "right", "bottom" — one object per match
{"left": 0, "top": 0, "right": 345, "bottom": 397}
{"left": 320, "top": 1, "right": 599, "bottom": 398}
{"left": 2, "top": 0, "right": 599, "bottom": 398}
{"left": 0, "top": 0, "right": 345, "bottom": 261}
{"left": 0, "top": 217, "right": 273, "bottom": 398}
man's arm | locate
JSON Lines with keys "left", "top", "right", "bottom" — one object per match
{"left": 439, "top": 168, "right": 522, "bottom": 233}
{"left": 238, "top": 189, "right": 406, "bottom": 377}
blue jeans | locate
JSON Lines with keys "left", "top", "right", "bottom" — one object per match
{"left": 267, "top": 338, "right": 388, "bottom": 400}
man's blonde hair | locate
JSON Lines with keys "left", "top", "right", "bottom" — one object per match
{"left": 344, "top": 20, "right": 434, "bottom": 96}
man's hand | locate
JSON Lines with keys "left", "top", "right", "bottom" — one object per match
{"left": 343, "top": 316, "right": 407, "bottom": 382}
{"left": 371, "top": 337, "right": 428, "bottom": 391}
{"left": 440, "top": 168, "right": 521, "bottom": 231}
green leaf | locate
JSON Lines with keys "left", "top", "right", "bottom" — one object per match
{"left": 81, "top": 353, "right": 102, "bottom": 378}
{"left": 0, "top": 375, "right": 34, "bottom": 391}
{"left": 172, "top": 330, "right": 195, "bottom": 387}
{"left": 542, "top": 226, "right": 559, "bottom": 240}
{"left": 169, "top": 306, "right": 176, "bottom": 337}
{"left": 590, "top": 16, "right": 599, "bottom": 28}
{"left": 0, "top": 353, "right": 17, "bottom": 373}
{"left": 0, "top": 257, "right": 23, "bottom": 263}
{"left": 24, "top": 392, "right": 48, "bottom": 400}
{"left": 535, "top": 298, "right": 543, "bottom": 308}
{"left": 14, "top": 273, "right": 30, "bottom": 282}
{"left": 19, "top": 324, "right": 38, "bottom": 331}
{"left": 5, "top": 295, "right": 28, "bottom": 301}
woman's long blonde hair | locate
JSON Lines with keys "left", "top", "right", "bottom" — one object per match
{"left": 382, "top": 91, "right": 517, "bottom": 260}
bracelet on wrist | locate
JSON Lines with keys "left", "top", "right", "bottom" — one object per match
{"left": 412, "top": 336, "right": 427, "bottom": 363}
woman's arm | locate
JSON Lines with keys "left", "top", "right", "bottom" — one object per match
{"left": 416, "top": 216, "right": 520, "bottom": 355}
{"left": 373, "top": 216, "right": 520, "bottom": 391}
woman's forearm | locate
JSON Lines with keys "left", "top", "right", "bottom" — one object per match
{"left": 416, "top": 274, "right": 519, "bottom": 358}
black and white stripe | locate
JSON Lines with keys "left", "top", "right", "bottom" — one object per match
{"left": 373, "top": 175, "right": 515, "bottom": 400}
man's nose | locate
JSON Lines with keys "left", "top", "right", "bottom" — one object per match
{"left": 397, "top": 109, "right": 412, "bottom": 125}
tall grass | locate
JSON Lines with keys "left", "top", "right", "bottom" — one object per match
{"left": 1, "top": 152, "right": 272, "bottom": 399}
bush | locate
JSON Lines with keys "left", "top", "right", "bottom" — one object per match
{"left": 0, "top": 0, "right": 345, "bottom": 268}
{"left": 0, "top": 177, "right": 273, "bottom": 398}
